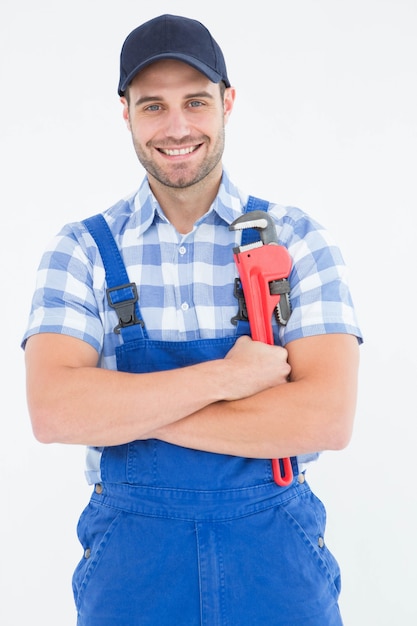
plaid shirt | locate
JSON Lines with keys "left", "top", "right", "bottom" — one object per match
{"left": 23, "top": 171, "right": 362, "bottom": 365}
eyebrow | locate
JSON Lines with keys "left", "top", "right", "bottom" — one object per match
{"left": 134, "top": 91, "right": 215, "bottom": 107}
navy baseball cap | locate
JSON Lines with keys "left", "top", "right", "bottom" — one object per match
{"left": 118, "top": 14, "right": 230, "bottom": 96}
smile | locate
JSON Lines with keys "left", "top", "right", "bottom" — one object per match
{"left": 158, "top": 145, "right": 200, "bottom": 156}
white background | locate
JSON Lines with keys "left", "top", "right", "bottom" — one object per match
{"left": 1, "top": 0, "right": 416, "bottom": 624}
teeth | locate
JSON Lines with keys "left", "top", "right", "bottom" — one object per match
{"left": 161, "top": 146, "right": 197, "bottom": 156}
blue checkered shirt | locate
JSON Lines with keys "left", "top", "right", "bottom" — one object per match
{"left": 23, "top": 171, "right": 361, "bottom": 354}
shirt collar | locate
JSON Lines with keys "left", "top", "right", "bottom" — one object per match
{"left": 130, "top": 169, "right": 250, "bottom": 238}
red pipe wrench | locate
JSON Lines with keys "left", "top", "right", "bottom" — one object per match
{"left": 229, "top": 210, "right": 293, "bottom": 487}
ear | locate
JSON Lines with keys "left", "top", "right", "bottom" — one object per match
{"left": 223, "top": 87, "right": 236, "bottom": 124}
{"left": 120, "top": 97, "right": 131, "bottom": 131}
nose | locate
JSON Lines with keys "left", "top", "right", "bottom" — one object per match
{"left": 163, "top": 108, "right": 191, "bottom": 140}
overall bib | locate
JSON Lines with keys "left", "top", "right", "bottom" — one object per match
{"left": 72, "top": 198, "right": 343, "bottom": 625}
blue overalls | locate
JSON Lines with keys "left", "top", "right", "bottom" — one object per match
{"left": 72, "top": 198, "right": 343, "bottom": 625}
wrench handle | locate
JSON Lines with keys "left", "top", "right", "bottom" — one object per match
{"left": 271, "top": 457, "right": 294, "bottom": 487}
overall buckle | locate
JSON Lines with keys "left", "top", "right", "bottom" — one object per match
{"left": 106, "top": 282, "right": 144, "bottom": 334}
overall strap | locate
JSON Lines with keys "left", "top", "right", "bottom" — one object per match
{"left": 82, "top": 214, "right": 146, "bottom": 340}
{"left": 241, "top": 195, "right": 270, "bottom": 246}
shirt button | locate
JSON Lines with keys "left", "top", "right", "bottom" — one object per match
{"left": 181, "top": 302, "right": 189, "bottom": 311}
{"left": 95, "top": 483, "right": 103, "bottom": 494}
{"left": 179, "top": 246, "right": 186, "bottom": 255}
{"left": 84, "top": 548, "right": 91, "bottom": 559}
{"left": 318, "top": 537, "right": 325, "bottom": 548}
{"left": 297, "top": 473, "right": 305, "bottom": 484}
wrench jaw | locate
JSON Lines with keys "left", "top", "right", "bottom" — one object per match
{"left": 270, "top": 280, "right": 291, "bottom": 327}
{"left": 229, "top": 210, "right": 279, "bottom": 246}
{"left": 230, "top": 211, "right": 292, "bottom": 328}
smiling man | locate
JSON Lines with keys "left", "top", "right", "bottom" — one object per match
{"left": 22, "top": 14, "right": 362, "bottom": 626}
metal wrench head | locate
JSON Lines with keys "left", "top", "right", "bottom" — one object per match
{"left": 229, "top": 210, "right": 278, "bottom": 245}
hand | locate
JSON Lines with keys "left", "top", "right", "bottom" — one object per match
{"left": 222, "top": 335, "right": 291, "bottom": 401}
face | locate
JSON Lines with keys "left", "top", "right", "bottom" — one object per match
{"left": 121, "top": 59, "right": 235, "bottom": 190}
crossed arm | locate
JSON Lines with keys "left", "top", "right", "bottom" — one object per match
{"left": 24, "top": 331, "right": 359, "bottom": 459}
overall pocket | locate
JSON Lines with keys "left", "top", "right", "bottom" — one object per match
{"left": 72, "top": 500, "right": 124, "bottom": 612}
{"left": 280, "top": 484, "right": 342, "bottom": 599}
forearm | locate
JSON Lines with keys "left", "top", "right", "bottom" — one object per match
{"left": 150, "top": 376, "right": 356, "bottom": 459}
{"left": 27, "top": 358, "right": 234, "bottom": 446}
{"left": 25, "top": 333, "right": 290, "bottom": 446}
{"left": 151, "top": 334, "right": 360, "bottom": 459}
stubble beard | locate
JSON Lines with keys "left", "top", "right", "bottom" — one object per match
{"left": 132, "top": 129, "right": 225, "bottom": 189}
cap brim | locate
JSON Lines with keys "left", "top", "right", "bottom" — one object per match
{"left": 118, "top": 52, "right": 229, "bottom": 95}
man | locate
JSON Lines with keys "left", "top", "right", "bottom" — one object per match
{"left": 23, "top": 14, "right": 362, "bottom": 626}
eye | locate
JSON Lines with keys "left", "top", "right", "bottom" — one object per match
{"left": 145, "top": 104, "right": 162, "bottom": 112}
{"left": 188, "top": 100, "right": 204, "bottom": 108}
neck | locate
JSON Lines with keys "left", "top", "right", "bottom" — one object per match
{"left": 148, "top": 168, "right": 222, "bottom": 234}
